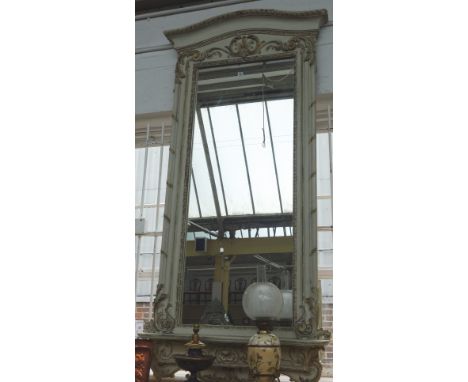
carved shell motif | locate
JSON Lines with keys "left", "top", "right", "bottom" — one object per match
{"left": 227, "top": 35, "right": 265, "bottom": 58}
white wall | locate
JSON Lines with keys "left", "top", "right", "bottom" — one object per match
{"left": 135, "top": 0, "right": 333, "bottom": 116}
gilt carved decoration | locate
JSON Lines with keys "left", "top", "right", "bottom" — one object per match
{"left": 175, "top": 33, "right": 318, "bottom": 82}
{"left": 149, "top": 339, "right": 325, "bottom": 382}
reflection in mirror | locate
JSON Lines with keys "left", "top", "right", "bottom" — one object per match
{"left": 183, "top": 58, "right": 295, "bottom": 326}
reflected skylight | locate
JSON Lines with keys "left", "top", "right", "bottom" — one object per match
{"left": 191, "top": 117, "right": 217, "bottom": 217}
{"left": 188, "top": 98, "right": 294, "bottom": 219}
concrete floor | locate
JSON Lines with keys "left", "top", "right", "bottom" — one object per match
{"left": 156, "top": 371, "right": 332, "bottom": 381}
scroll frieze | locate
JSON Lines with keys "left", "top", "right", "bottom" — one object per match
{"left": 175, "top": 34, "right": 317, "bottom": 81}
{"left": 149, "top": 340, "right": 323, "bottom": 382}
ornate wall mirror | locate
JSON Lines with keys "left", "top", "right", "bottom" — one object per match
{"left": 141, "top": 9, "right": 330, "bottom": 382}
{"left": 183, "top": 57, "right": 295, "bottom": 327}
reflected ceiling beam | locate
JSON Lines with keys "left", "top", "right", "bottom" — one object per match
{"left": 207, "top": 107, "right": 228, "bottom": 216}
{"left": 253, "top": 254, "right": 285, "bottom": 270}
{"left": 196, "top": 108, "right": 223, "bottom": 235}
{"left": 186, "top": 236, "right": 294, "bottom": 257}
{"left": 188, "top": 220, "right": 221, "bottom": 239}
{"left": 199, "top": 89, "right": 291, "bottom": 108}
{"left": 197, "top": 59, "right": 293, "bottom": 81}
{"left": 235, "top": 104, "right": 256, "bottom": 214}
{"left": 191, "top": 171, "right": 202, "bottom": 218}
{"left": 188, "top": 213, "right": 293, "bottom": 232}
{"left": 198, "top": 73, "right": 293, "bottom": 93}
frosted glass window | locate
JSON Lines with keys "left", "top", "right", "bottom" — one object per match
{"left": 155, "top": 206, "right": 164, "bottom": 232}
{"left": 321, "top": 279, "right": 333, "bottom": 297}
{"left": 317, "top": 198, "right": 333, "bottom": 227}
{"left": 139, "top": 236, "right": 155, "bottom": 255}
{"left": 135, "top": 139, "right": 169, "bottom": 299}
{"left": 144, "top": 147, "right": 162, "bottom": 204}
{"left": 140, "top": 207, "right": 156, "bottom": 231}
{"left": 139, "top": 253, "right": 154, "bottom": 270}
{"left": 135, "top": 148, "right": 145, "bottom": 205}
{"left": 136, "top": 279, "right": 151, "bottom": 296}
{"left": 135, "top": 147, "right": 160, "bottom": 205}
{"left": 317, "top": 132, "right": 332, "bottom": 197}
{"left": 135, "top": 146, "right": 170, "bottom": 207}
{"left": 158, "top": 146, "right": 170, "bottom": 205}
{"left": 318, "top": 231, "right": 333, "bottom": 250}
{"left": 318, "top": 249, "right": 333, "bottom": 268}
{"left": 135, "top": 207, "right": 164, "bottom": 233}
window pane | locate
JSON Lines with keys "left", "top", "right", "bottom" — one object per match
{"left": 318, "top": 249, "right": 333, "bottom": 268}
{"left": 139, "top": 236, "right": 154, "bottom": 255}
{"left": 318, "top": 230, "right": 333, "bottom": 250}
{"left": 135, "top": 148, "right": 145, "bottom": 206}
{"left": 321, "top": 279, "right": 333, "bottom": 297}
{"left": 135, "top": 146, "right": 170, "bottom": 206}
{"left": 136, "top": 279, "right": 151, "bottom": 296}
{"left": 317, "top": 132, "right": 331, "bottom": 197}
{"left": 317, "top": 198, "right": 332, "bottom": 227}
{"left": 144, "top": 147, "right": 162, "bottom": 205}
{"left": 139, "top": 252, "right": 154, "bottom": 271}
{"left": 158, "top": 146, "right": 170, "bottom": 205}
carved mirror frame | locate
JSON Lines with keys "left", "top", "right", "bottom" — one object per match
{"left": 145, "top": 9, "right": 329, "bottom": 342}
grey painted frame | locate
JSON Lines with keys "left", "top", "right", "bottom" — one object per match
{"left": 143, "top": 9, "right": 330, "bottom": 344}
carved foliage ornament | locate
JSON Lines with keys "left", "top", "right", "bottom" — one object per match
{"left": 150, "top": 340, "right": 324, "bottom": 382}
{"left": 175, "top": 33, "right": 317, "bottom": 81}
{"left": 294, "top": 287, "right": 331, "bottom": 340}
{"left": 143, "top": 284, "right": 175, "bottom": 334}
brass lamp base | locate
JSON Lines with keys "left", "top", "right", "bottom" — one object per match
{"left": 247, "top": 320, "right": 281, "bottom": 382}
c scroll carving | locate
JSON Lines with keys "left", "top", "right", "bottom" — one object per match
{"left": 294, "top": 287, "right": 331, "bottom": 340}
{"left": 143, "top": 284, "right": 176, "bottom": 334}
{"left": 175, "top": 33, "right": 317, "bottom": 82}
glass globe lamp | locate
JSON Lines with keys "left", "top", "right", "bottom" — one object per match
{"left": 242, "top": 266, "right": 283, "bottom": 382}
{"left": 278, "top": 290, "right": 293, "bottom": 320}
{"left": 242, "top": 282, "right": 283, "bottom": 322}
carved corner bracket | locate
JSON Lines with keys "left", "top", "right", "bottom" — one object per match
{"left": 143, "top": 284, "right": 175, "bottom": 334}
{"left": 294, "top": 287, "right": 331, "bottom": 340}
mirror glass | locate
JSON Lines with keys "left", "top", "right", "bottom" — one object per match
{"left": 182, "top": 58, "right": 295, "bottom": 326}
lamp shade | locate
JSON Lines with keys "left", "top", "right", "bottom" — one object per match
{"left": 242, "top": 282, "right": 283, "bottom": 320}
